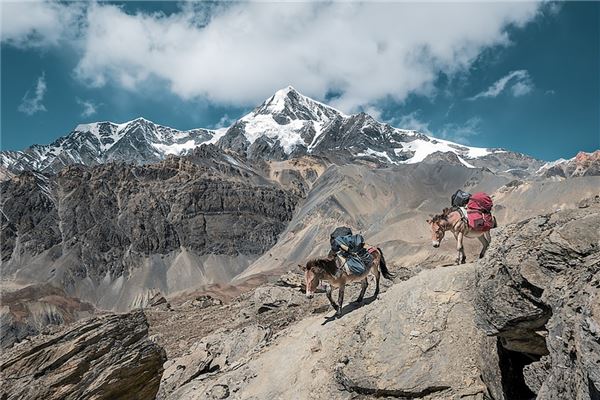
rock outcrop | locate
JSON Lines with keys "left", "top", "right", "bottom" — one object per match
{"left": 476, "top": 201, "right": 600, "bottom": 399}
{"left": 0, "top": 311, "right": 166, "bottom": 400}
{"left": 0, "top": 283, "right": 94, "bottom": 348}
{"left": 162, "top": 264, "right": 493, "bottom": 399}
{"left": 159, "top": 325, "right": 272, "bottom": 398}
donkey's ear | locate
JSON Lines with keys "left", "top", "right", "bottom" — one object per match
{"left": 426, "top": 218, "right": 432, "bottom": 224}
{"left": 298, "top": 264, "right": 307, "bottom": 271}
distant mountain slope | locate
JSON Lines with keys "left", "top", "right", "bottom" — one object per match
{"left": 1, "top": 87, "right": 544, "bottom": 175}
{"left": 235, "top": 160, "right": 600, "bottom": 284}
{"left": 0, "top": 145, "right": 306, "bottom": 310}
{"left": 537, "top": 150, "right": 600, "bottom": 178}
{"left": 235, "top": 159, "right": 512, "bottom": 282}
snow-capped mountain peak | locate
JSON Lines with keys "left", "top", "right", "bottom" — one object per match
{"left": 253, "top": 86, "right": 344, "bottom": 119}
{"left": 228, "top": 86, "right": 343, "bottom": 154}
{"left": 536, "top": 150, "right": 600, "bottom": 178}
{"left": 218, "top": 87, "right": 508, "bottom": 166}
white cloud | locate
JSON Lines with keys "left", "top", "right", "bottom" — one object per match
{"left": 76, "top": 98, "right": 99, "bottom": 118}
{"left": 439, "top": 117, "right": 482, "bottom": 144}
{"left": 0, "top": 1, "right": 84, "bottom": 48}
{"left": 469, "top": 70, "right": 534, "bottom": 100}
{"left": 393, "top": 111, "right": 432, "bottom": 134}
{"left": 511, "top": 80, "right": 533, "bottom": 97}
{"left": 362, "top": 106, "right": 383, "bottom": 122}
{"left": 212, "top": 114, "right": 234, "bottom": 129}
{"left": 75, "top": 2, "right": 541, "bottom": 111}
{"left": 3, "top": 2, "right": 541, "bottom": 111}
{"left": 18, "top": 73, "right": 47, "bottom": 116}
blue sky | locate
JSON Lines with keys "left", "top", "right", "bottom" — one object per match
{"left": 1, "top": 1, "right": 598, "bottom": 161}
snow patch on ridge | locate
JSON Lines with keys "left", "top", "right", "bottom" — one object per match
{"left": 240, "top": 114, "right": 309, "bottom": 153}
{"left": 457, "top": 156, "right": 476, "bottom": 168}
{"left": 396, "top": 137, "right": 491, "bottom": 164}
{"left": 536, "top": 157, "right": 568, "bottom": 173}
{"left": 152, "top": 140, "right": 198, "bottom": 155}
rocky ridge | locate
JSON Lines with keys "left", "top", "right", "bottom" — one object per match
{"left": 0, "top": 199, "right": 598, "bottom": 399}
{"left": 538, "top": 150, "right": 600, "bottom": 179}
{"left": 0, "top": 311, "right": 166, "bottom": 400}
{"left": 476, "top": 198, "right": 600, "bottom": 399}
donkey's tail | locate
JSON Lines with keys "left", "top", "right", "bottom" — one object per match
{"left": 377, "top": 247, "right": 395, "bottom": 280}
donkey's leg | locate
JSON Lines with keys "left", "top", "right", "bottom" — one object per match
{"left": 456, "top": 232, "right": 466, "bottom": 264}
{"left": 478, "top": 235, "right": 489, "bottom": 258}
{"left": 355, "top": 278, "right": 368, "bottom": 303}
{"left": 373, "top": 267, "right": 381, "bottom": 298}
{"left": 481, "top": 231, "right": 492, "bottom": 257}
{"left": 336, "top": 285, "right": 345, "bottom": 317}
{"left": 325, "top": 284, "right": 338, "bottom": 311}
{"left": 485, "top": 231, "right": 492, "bottom": 245}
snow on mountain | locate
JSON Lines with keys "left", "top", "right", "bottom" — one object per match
{"left": 1, "top": 118, "right": 216, "bottom": 173}
{"left": 230, "top": 86, "right": 342, "bottom": 154}
{"left": 393, "top": 136, "right": 493, "bottom": 164}
{"left": 1, "top": 86, "right": 543, "bottom": 175}
{"left": 218, "top": 86, "right": 502, "bottom": 166}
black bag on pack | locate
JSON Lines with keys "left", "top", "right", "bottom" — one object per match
{"left": 330, "top": 226, "right": 353, "bottom": 252}
{"left": 451, "top": 190, "right": 471, "bottom": 207}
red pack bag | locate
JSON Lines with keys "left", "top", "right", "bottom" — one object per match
{"left": 467, "top": 210, "right": 495, "bottom": 231}
{"left": 467, "top": 192, "right": 493, "bottom": 212}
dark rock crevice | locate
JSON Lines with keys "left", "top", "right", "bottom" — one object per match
{"left": 496, "top": 338, "right": 540, "bottom": 400}
{"left": 335, "top": 365, "right": 451, "bottom": 398}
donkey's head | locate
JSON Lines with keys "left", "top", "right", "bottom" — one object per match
{"left": 299, "top": 258, "right": 332, "bottom": 298}
{"left": 426, "top": 209, "right": 451, "bottom": 248}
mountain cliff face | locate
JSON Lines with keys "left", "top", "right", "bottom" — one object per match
{"left": 0, "top": 145, "right": 300, "bottom": 310}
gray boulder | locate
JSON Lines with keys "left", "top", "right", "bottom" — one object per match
{"left": 475, "top": 203, "right": 600, "bottom": 399}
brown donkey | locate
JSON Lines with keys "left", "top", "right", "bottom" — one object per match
{"left": 300, "top": 247, "right": 394, "bottom": 317}
{"left": 426, "top": 207, "right": 491, "bottom": 265}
